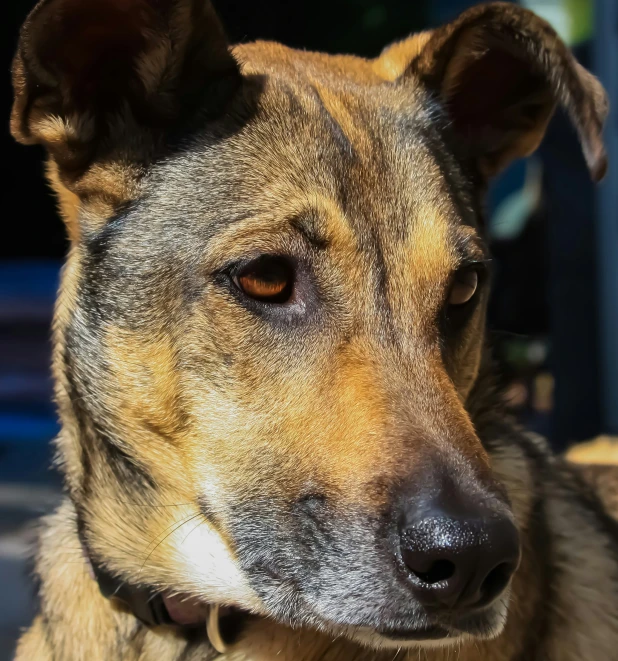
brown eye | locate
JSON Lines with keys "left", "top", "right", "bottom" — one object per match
{"left": 235, "top": 256, "right": 294, "bottom": 304}
{"left": 448, "top": 268, "right": 479, "bottom": 306}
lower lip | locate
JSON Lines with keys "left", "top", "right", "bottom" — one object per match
{"left": 379, "top": 625, "right": 450, "bottom": 641}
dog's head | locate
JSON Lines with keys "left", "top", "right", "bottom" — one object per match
{"left": 12, "top": 0, "right": 608, "bottom": 650}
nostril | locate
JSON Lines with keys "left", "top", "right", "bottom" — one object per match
{"left": 480, "top": 562, "right": 516, "bottom": 604}
{"left": 411, "top": 559, "right": 456, "bottom": 585}
{"left": 400, "top": 505, "right": 520, "bottom": 610}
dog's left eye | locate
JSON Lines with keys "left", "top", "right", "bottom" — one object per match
{"left": 448, "top": 267, "right": 479, "bottom": 306}
{"left": 233, "top": 255, "right": 295, "bottom": 304}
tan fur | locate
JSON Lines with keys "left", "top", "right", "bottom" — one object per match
{"left": 10, "top": 2, "right": 616, "bottom": 660}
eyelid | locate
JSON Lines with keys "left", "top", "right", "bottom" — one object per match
{"left": 459, "top": 256, "right": 491, "bottom": 268}
{"left": 457, "top": 258, "right": 492, "bottom": 279}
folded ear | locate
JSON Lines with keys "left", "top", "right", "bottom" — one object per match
{"left": 407, "top": 2, "right": 608, "bottom": 181}
{"left": 11, "top": 0, "right": 240, "bottom": 175}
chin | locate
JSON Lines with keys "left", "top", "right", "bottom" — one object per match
{"left": 338, "top": 596, "right": 510, "bottom": 652}
{"left": 344, "top": 626, "right": 465, "bottom": 651}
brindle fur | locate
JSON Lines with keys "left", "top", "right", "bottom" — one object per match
{"left": 10, "top": 1, "right": 617, "bottom": 660}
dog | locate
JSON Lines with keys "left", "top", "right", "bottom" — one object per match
{"left": 10, "top": 1, "right": 618, "bottom": 659}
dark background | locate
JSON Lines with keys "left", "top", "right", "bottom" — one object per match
{"left": 1, "top": 0, "right": 616, "bottom": 657}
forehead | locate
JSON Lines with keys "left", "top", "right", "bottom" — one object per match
{"left": 79, "top": 46, "right": 487, "bottom": 342}
{"left": 94, "top": 42, "right": 486, "bottom": 306}
{"left": 141, "top": 51, "right": 479, "bottom": 257}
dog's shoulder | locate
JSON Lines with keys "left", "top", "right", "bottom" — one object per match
{"left": 568, "top": 462, "right": 618, "bottom": 521}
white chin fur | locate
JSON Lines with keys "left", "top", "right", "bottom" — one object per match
{"left": 172, "top": 517, "right": 263, "bottom": 610}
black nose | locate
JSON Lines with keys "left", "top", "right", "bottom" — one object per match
{"left": 400, "top": 503, "right": 520, "bottom": 611}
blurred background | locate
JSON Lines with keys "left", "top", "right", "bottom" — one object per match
{"left": 1, "top": 0, "right": 616, "bottom": 657}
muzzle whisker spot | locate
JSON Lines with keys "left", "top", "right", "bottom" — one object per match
{"left": 179, "top": 518, "right": 207, "bottom": 546}
{"left": 139, "top": 513, "right": 202, "bottom": 575}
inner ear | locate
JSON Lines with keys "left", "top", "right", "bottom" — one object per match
{"left": 407, "top": 3, "right": 608, "bottom": 182}
{"left": 444, "top": 43, "right": 555, "bottom": 175}
{"left": 12, "top": 0, "right": 241, "bottom": 158}
{"left": 32, "top": 0, "right": 161, "bottom": 112}
{"left": 11, "top": 0, "right": 242, "bottom": 233}
{"left": 11, "top": 0, "right": 242, "bottom": 241}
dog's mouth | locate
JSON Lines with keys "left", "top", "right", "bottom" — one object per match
{"left": 144, "top": 575, "right": 507, "bottom": 653}
{"left": 377, "top": 624, "right": 451, "bottom": 641}
{"left": 346, "top": 597, "right": 509, "bottom": 649}
{"left": 376, "top": 612, "right": 500, "bottom": 642}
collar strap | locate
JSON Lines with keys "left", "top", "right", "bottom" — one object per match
{"left": 80, "top": 537, "right": 232, "bottom": 654}
{"left": 88, "top": 553, "right": 175, "bottom": 628}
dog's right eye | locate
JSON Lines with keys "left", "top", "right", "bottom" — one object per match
{"left": 233, "top": 256, "right": 295, "bottom": 304}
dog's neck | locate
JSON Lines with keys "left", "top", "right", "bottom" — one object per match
{"left": 78, "top": 522, "right": 241, "bottom": 654}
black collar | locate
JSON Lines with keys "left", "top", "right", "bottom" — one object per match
{"left": 78, "top": 523, "right": 242, "bottom": 653}
{"left": 87, "top": 552, "right": 176, "bottom": 628}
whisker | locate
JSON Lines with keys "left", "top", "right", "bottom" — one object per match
{"left": 139, "top": 514, "right": 201, "bottom": 573}
{"left": 180, "top": 518, "right": 207, "bottom": 545}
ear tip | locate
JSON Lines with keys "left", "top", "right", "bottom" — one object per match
{"left": 9, "top": 102, "right": 31, "bottom": 146}
{"left": 585, "top": 136, "right": 609, "bottom": 182}
{"left": 590, "top": 153, "right": 608, "bottom": 183}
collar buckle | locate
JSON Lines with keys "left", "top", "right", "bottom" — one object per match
{"left": 207, "top": 604, "right": 228, "bottom": 654}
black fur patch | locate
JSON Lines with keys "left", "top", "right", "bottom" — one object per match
{"left": 559, "top": 462, "right": 618, "bottom": 567}
{"left": 515, "top": 494, "right": 555, "bottom": 660}
{"left": 63, "top": 320, "right": 157, "bottom": 495}
{"left": 94, "top": 431, "right": 158, "bottom": 493}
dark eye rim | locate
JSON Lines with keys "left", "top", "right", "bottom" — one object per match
{"left": 447, "top": 262, "right": 488, "bottom": 308}
{"left": 441, "top": 261, "right": 490, "bottom": 333}
{"left": 230, "top": 254, "right": 296, "bottom": 305}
